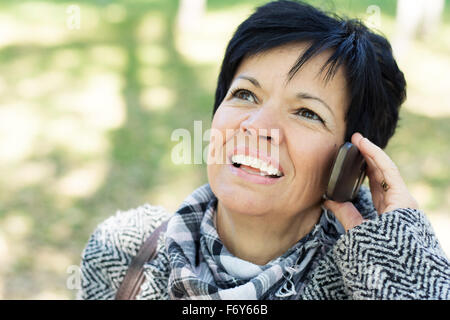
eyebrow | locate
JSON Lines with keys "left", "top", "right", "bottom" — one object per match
{"left": 235, "top": 75, "right": 334, "bottom": 116}
{"left": 236, "top": 75, "right": 261, "bottom": 88}
{"left": 296, "top": 92, "right": 334, "bottom": 116}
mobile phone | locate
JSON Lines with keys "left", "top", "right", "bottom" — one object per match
{"left": 325, "top": 142, "right": 367, "bottom": 202}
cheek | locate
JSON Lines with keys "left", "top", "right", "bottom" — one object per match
{"left": 207, "top": 108, "right": 242, "bottom": 174}
{"left": 211, "top": 105, "right": 242, "bottom": 132}
{"left": 208, "top": 109, "right": 229, "bottom": 161}
{"left": 290, "top": 136, "right": 338, "bottom": 187}
{"left": 209, "top": 106, "right": 248, "bottom": 160}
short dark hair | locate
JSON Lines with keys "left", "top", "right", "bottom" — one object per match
{"left": 212, "top": 0, "right": 406, "bottom": 149}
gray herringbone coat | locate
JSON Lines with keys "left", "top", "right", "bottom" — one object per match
{"left": 79, "top": 186, "right": 450, "bottom": 299}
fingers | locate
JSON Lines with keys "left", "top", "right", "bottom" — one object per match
{"left": 351, "top": 133, "right": 404, "bottom": 188}
{"left": 324, "top": 133, "right": 418, "bottom": 230}
{"left": 350, "top": 132, "right": 419, "bottom": 213}
{"left": 323, "top": 200, "right": 366, "bottom": 232}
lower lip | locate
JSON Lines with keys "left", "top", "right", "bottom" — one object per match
{"left": 229, "top": 164, "right": 283, "bottom": 185}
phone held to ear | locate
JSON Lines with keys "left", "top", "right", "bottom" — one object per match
{"left": 325, "top": 142, "right": 367, "bottom": 202}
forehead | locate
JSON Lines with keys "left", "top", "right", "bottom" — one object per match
{"left": 234, "top": 42, "right": 349, "bottom": 97}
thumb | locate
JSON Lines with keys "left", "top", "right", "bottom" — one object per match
{"left": 323, "top": 200, "right": 365, "bottom": 232}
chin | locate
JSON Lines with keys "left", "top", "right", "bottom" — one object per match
{"left": 211, "top": 180, "right": 274, "bottom": 216}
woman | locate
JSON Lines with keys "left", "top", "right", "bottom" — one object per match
{"left": 79, "top": 1, "right": 450, "bottom": 299}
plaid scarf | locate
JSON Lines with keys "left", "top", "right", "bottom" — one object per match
{"left": 165, "top": 184, "right": 344, "bottom": 300}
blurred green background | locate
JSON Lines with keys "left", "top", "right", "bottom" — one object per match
{"left": 0, "top": 0, "right": 449, "bottom": 299}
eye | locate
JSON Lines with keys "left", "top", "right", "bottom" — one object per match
{"left": 230, "top": 88, "right": 257, "bottom": 103}
{"left": 295, "top": 108, "right": 324, "bottom": 124}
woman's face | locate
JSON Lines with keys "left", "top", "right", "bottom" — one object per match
{"left": 207, "top": 42, "right": 349, "bottom": 220}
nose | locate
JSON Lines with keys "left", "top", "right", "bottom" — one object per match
{"left": 239, "top": 106, "right": 284, "bottom": 145}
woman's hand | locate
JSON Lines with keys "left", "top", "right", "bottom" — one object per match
{"left": 323, "top": 132, "right": 419, "bottom": 232}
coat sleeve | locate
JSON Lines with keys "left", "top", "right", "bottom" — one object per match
{"left": 77, "top": 205, "right": 170, "bottom": 300}
{"left": 77, "top": 219, "right": 119, "bottom": 300}
{"left": 332, "top": 208, "right": 450, "bottom": 299}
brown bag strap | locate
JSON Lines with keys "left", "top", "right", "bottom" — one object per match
{"left": 115, "top": 219, "right": 169, "bottom": 300}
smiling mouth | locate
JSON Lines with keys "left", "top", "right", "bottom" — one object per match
{"left": 231, "top": 162, "right": 283, "bottom": 179}
{"left": 230, "top": 155, "right": 284, "bottom": 179}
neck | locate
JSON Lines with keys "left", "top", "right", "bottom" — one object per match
{"left": 216, "top": 203, "right": 322, "bottom": 265}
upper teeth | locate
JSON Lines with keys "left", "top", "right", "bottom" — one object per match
{"left": 231, "top": 154, "right": 283, "bottom": 177}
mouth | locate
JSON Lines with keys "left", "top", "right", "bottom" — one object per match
{"left": 230, "top": 153, "right": 284, "bottom": 179}
{"left": 231, "top": 162, "right": 283, "bottom": 179}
